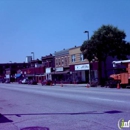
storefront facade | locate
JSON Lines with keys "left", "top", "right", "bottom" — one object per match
{"left": 69, "top": 46, "right": 90, "bottom": 83}
{"left": 53, "top": 49, "right": 70, "bottom": 83}
{"left": 41, "top": 54, "right": 55, "bottom": 81}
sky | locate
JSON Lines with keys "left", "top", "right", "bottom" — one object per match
{"left": 0, "top": 0, "right": 130, "bottom": 63}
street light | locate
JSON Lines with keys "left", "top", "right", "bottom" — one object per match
{"left": 84, "top": 30, "right": 91, "bottom": 85}
{"left": 9, "top": 61, "right": 12, "bottom": 82}
{"left": 31, "top": 52, "right": 35, "bottom": 80}
{"left": 84, "top": 31, "right": 89, "bottom": 41}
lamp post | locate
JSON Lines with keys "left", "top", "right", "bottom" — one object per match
{"left": 84, "top": 31, "right": 89, "bottom": 41}
{"left": 9, "top": 61, "right": 12, "bottom": 82}
{"left": 84, "top": 30, "right": 91, "bottom": 85}
{"left": 31, "top": 52, "right": 35, "bottom": 80}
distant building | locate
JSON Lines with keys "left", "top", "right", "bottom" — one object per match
{"left": 22, "top": 59, "right": 45, "bottom": 83}
{"left": 54, "top": 49, "right": 70, "bottom": 83}
{"left": 41, "top": 54, "right": 55, "bottom": 81}
{"left": 26, "top": 56, "right": 32, "bottom": 63}
{"left": 0, "top": 62, "right": 30, "bottom": 82}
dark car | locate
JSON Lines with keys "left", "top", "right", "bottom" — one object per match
{"left": 0, "top": 79, "right": 6, "bottom": 83}
{"left": 18, "top": 79, "right": 23, "bottom": 84}
{"left": 21, "top": 78, "right": 29, "bottom": 84}
{"left": 106, "top": 78, "right": 119, "bottom": 88}
{"left": 5, "top": 79, "right": 10, "bottom": 83}
{"left": 28, "top": 79, "right": 37, "bottom": 85}
{"left": 41, "top": 80, "right": 53, "bottom": 86}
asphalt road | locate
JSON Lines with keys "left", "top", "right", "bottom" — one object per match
{"left": 0, "top": 83, "right": 130, "bottom": 130}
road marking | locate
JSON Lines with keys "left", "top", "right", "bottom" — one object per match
{"left": 89, "top": 97, "right": 126, "bottom": 103}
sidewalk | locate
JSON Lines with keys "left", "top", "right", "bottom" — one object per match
{"left": 37, "top": 83, "right": 88, "bottom": 87}
{"left": 10, "top": 82, "right": 88, "bottom": 87}
{"left": 48, "top": 83, "right": 92, "bottom": 87}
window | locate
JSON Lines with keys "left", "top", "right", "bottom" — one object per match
{"left": 71, "top": 54, "right": 76, "bottom": 62}
{"left": 80, "top": 54, "right": 84, "bottom": 61}
{"left": 68, "top": 56, "right": 69, "bottom": 65}
{"left": 59, "top": 59, "right": 60, "bottom": 65}
{"left": 55, "top": 59, "right": 57, "bottom": 66}
{"left": 64, "top": 57, "right": 67, "bottom": 66}
{"left": 49, "top": 62, "right": 52, "bottom": 67}
{"left": 62, "top": 59, "right": 64, "bottom": 66}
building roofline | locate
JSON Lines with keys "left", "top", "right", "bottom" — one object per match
{"left": 69, "top": 46, "right": 81, "bottom": 50}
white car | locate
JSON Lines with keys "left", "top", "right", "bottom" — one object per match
{"left": 21, "top": 79, "right": 29, "bottom": 84}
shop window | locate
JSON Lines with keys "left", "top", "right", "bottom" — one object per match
{"left": 71, "top": 54, "right": 76, "bottom": 62}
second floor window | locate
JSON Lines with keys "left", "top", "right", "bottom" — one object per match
{"left": 62, "top": 59, "right": 64, "bottom": 66}
{"left": 80, "top": 54, "right": 84, "bottom": 61}
{"left": 56, "top": 59, "right": 57, "bottom": 66}
{"left": 64, "top": 58, "right": 67, "bottom": 66}
{"left": 71, "top": 54, "right": 76, "bottom": 62}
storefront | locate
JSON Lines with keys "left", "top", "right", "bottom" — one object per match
{"left": 35, "top": 74, "right": 46, "bottom": 83}
{"left": 51, "top": 67, "right": 70, "bottom": 83}
{"left": 70, "top": 64, "right": 90, "bottom": 83}
{"left": 46, "top": 67, "right": 52, "bottom": 80}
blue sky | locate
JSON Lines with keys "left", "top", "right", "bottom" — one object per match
{"left": 0, "top": 0, "right": 130, "bottom": 63}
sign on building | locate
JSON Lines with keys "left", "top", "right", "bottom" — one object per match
{"left": 56, "top": 67, "right": 63, "bottom": 72}
{"left": 6, "top": 74, "right": 10, "bottom": 79}
{"left": 75, "top": 64, "right": 90, "bottom": 70}
{"left": 46, "top": 68, "right": 51, "bottom": 73}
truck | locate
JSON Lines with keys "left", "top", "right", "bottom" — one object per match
{"left": 109, "top": 59, "right": 130, "bottom": 88}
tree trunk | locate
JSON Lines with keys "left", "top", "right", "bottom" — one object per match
{"left": 103, "top": 60, "right": 107, "bottom": 80}
{"left": 98, "top": 60, "right": 102, "bottom": 85}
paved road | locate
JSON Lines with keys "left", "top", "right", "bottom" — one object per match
{"left": 0, "top": 83, "right": 130, "bottom": 130}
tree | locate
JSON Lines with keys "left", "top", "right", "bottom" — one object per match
{"left": 80, "top": 25, "right": 130, "bottom": 82}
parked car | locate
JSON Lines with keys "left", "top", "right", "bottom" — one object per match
{"left": 28, "top": 79, "right": 37, "bottom": 85}
{"left": 0, "top": 79, "right": 6, "bottom": 83}
{"left": 18, "top": 79, "right": 23, "bottom": 84}
{"left": 41, "top": 80, "right": 53, "bottom": 85}
{"left": 5, "top": 79, "right": 10, "bottom": 83}
{"left": 106, "top": 78, "right": 119, "bottom": 88}
{"left": 21, "top": 79, "right": 29, "bottom": 84}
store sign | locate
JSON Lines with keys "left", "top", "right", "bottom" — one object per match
{"left": 6, "top": 74, "right": 10, "bottom": 79}
{"left": 56, "top": 67, "right": 63, "bottom": 72}
{"left": 75, "top": 64, "right": 90, "bottom": 70}
{"left": 46, "top": 68, "right": 51, "bottom": 73}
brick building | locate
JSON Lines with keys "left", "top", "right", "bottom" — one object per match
{"left": 41, "top": 54, "right": 55, "bottom": 81}
{"left": 53, "top": 49, "right": 70, "bottom": 83}
{"left": 0, "top": 62, "right": 30, "bottom": 82}
{"left": 21, "top": 59, "right": 45, "bottom": 83}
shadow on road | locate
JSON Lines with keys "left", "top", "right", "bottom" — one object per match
{"left": 0, "top": 114, "right": 13, "bottom": 123}
{"left": 104, "top": 110, "right": 122, "bottom": 114}
{"left": 2, "top": 110, "right": 123, "bottom": 117}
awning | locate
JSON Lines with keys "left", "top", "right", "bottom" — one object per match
{"left": 26, "top": 74, "right": 35, "bottom": 77}
{"left": 51, "top": 70, "right": 70, "bottom": 75}
{"left": 15, "top": 73, "right": 22, "bottom": 78}
{"left": 35, "top": 74, "right": 46, "bottom": 77}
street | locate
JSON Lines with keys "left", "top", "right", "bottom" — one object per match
{"left": 0, "top": 83, "right": 130, "bottom": 130}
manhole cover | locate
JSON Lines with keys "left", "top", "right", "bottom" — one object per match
{"left": 20, "top": 126, "right": 49, "bottom": 130}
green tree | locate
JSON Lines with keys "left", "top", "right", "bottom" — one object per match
{"left": 80, "top": 25, "right": 130, "bottom": 82}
